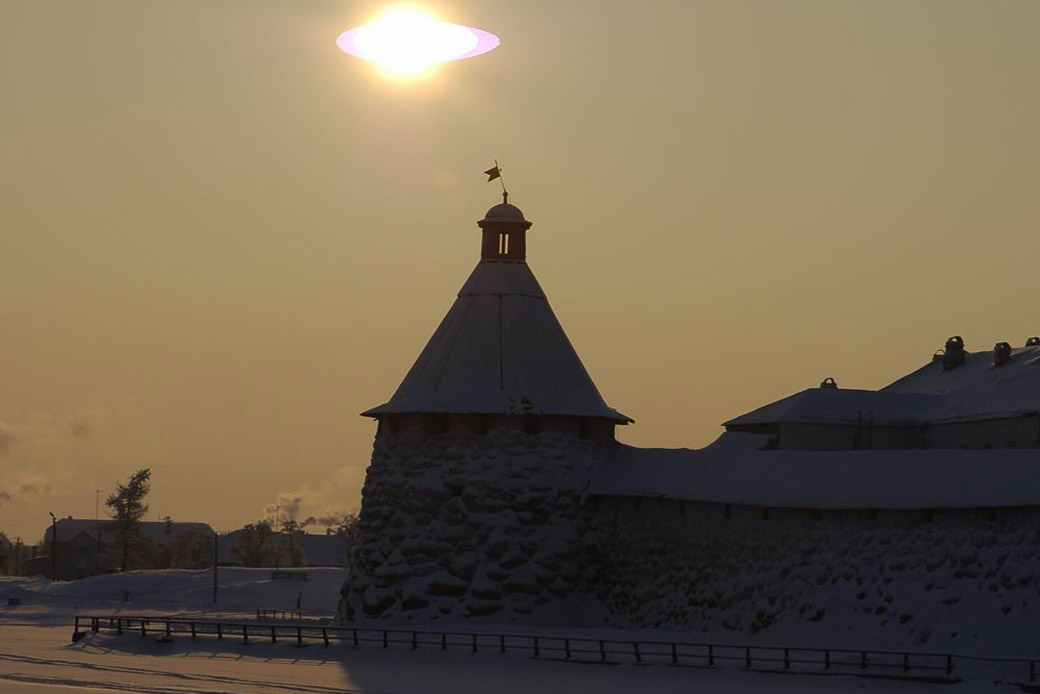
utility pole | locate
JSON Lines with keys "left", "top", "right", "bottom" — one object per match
{"left": 212, "top": 532, "right": 219, "bottom": 604}
{"left": 48, "top": 512, "right": 57, "bottom": 581}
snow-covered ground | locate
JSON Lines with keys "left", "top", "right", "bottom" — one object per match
{"left": 1, "top": 568, "right": 344, "bottom": 622}
{"left": 0, "top": 571, "right": 1034, "bottom": 692}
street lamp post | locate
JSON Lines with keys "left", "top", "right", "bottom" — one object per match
{"left": 212, "top": 531, "right": 219, "bottom": 604}
{"left": 48, "top": 512, "right": 57, "bottom": 581}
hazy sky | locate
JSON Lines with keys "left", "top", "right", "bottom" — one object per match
{"left": 2, "top": 0, "right": 1039, "bottom": 541}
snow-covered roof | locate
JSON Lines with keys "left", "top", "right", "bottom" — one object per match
{"left": 363, "top": 204, "right": 631, "bottom": 423}
{"left": 592, "top": 432, "right": 1040, "bottom": 509}
{"left": 724, "top": 343, "right": 1040, "bottom": 429}
{"left": 881, "top": 343, "right": 1040, "bottom": 422}
{"left": 724, "top": 388, "right": 938, "bottom": 427}
{"left": 45, "top": 519, "right": 215, "bottom": 544}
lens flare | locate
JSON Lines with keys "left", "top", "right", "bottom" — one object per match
{"left": 337, "top": 8, "right": 500, "bottom": 78}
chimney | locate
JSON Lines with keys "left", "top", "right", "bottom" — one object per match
{"left": 942, "top": 336, "right": 966, "bottom": 371}
{"left": 993, "top": 342, "right": 1012, "bottom": 367}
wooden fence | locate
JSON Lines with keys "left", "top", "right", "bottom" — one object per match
{"left": 72, "top": 614, "right": 1038, "bottom": 683}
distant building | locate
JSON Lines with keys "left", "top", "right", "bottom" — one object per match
{"left": 28, "top": 517, "right": 214, "bottom": 580}
{"left": 217, "top": 529, "right": 348, "bottom": 568}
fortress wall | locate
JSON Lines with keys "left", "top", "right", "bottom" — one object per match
{"left": 337, "top": 430, "right": 610, "bottom": 622}
{"left": 592, "top": 495, "right": 1040, "bottom": 645}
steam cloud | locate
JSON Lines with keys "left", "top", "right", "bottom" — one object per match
{"left": 0, "top": 479, "right": 49, "bottom": 508}
{"left": 262, "top": 467, "right": 363, "bottom": 530}
{"left": 0, "top": 422, "right": 19, "bottom": 456}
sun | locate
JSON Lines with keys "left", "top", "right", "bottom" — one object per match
{"left": 337, "top": 6, "right": 500, "bottom": 79}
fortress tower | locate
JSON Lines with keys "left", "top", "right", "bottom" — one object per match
{"left": 338, "top": 200, "right": 629, "bottom": 621}
{"left": 361, "top": 200, "right": 630, "bottom": 439}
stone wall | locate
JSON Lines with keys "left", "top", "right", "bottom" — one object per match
{"left": 594, "top": 496, "right": 1040, "bottom": 646}
{"left": 337, "top": 430, "right": 612, "bottom": 622}
{"left": 339, "top": 433, "right": 1040, "bottom": 648}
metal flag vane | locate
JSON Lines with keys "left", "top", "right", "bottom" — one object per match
{"left": 484, "top": 160, "right": 508, "bottom": 203}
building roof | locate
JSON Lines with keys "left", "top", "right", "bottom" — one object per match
{"left": 724, "top": 388, "right": 939, "bottom": 427}
{"left": 725, "top": 342, "right": 1040, "bottom": 429}
{"left": 882, "top": 343, "right": 1040, "bottom": 422}
{"left": 362, "top": 202, "right": 631, "bottom": 423}
{"left": 44, "top": 518, "right": 215, "bottom": 544}
{"left": 592, "top": 432, "right": 1040, "bottom": 510}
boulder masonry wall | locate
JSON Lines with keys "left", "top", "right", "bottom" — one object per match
{"left": 337, "top": 431, "right": 612, "bottom": 622}
{"left": 595, "top": 496, "right": 1040, "bottom": 647}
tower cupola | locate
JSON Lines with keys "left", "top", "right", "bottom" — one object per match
{"left": 478, "top": 199, "right": 532, "bottom": 261}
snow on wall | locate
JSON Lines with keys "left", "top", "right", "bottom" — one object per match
{"left": 593, "top": 433, "right": 1040, "bottom": 509}
{"left": 337, "top": 431, "right": 611, "bottom": 622}
{"left": 595, "top": 495, "right": 1040, "bottom": 650}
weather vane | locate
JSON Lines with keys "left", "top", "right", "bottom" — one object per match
{"left": 484, "top": 160, "right": 509, "bottom": 204}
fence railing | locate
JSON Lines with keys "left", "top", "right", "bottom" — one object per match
{"left": 255, "top": 609, "right": 305, "bottom": 621}
{"left": 72, "top": 615, "right": 1038, "bottom": 683}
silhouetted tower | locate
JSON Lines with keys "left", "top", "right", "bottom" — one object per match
{"left": 362, "top": 200, "right": 630, "bottom": 440}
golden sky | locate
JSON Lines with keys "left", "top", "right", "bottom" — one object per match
{"left": 2, "top": 0, "right": 1039, "bottom": 539}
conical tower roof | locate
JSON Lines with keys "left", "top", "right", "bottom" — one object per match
{"left": 362, "top": 201, "right": 631, "bottom": 423}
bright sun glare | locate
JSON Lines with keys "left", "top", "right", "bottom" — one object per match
{"left": 337, "top": 7, "right": 500, "bottom": 78}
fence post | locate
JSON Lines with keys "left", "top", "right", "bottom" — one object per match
{"left": 191, "top": 623, "right": 197, "bottom": 639}
{"left": 271, "top": 626, "right": 277, "bottom": 644}
{"left": 382, "top": 630, "right": 388, "bottom": 649}
{"left": 861, "top": 651, "right": 867, "bottom": 670}
{"left": 599, "top": 640, "right": 606, "bottom": 662}
{"left": 783, "top": 648, "right": 790, "bottom": 670}
{"left": 824, "top": 650, "right": 830, "bottom": 671}
{"left": 322, "top": 628, "right": 329, "bottom": 648}
{"left": 671, "top": 643, "right": 677, "bottom": 665}
{"left": 243, "top": 624, "right": 249, "bottom": 645}
{"left": 73, "top": 616, "right": 80, "bottom": 637}
{"left": 565, "top": 639, "right": 571, "bottom": 659}
{"left": 1031, "top": 660, "right": 1036, "bottom": 683}
{"left": 471, "top": 634, "right": 477, "bottom": 654}
{"left": 411, "top": 631, "right": 417, "bottom": 650}
{"left": 534, "top": 636, "right": 540, "bottom": 658}
{"left": 500, "top": 635, "right": 505, "bottom": 655}
{"left": 92, "top": 617, "right": 99, "bottom": 633}
{"left": 441, "top": 633, "right": 446, "bottom": 651}
{"left": 353, "top": 628, "right": 359, "bottom": 648}
{"left": 297, "top": 627, "right": 303, "bottom": 647}
{"left": 141, "top": 619, "right": 146, "bottom": 638}
{"left": 165, "top": 620, "right": 171, "bottom": 638}
{"left": 633, "top": 642, "right": 641, "bottom": 664}
{"left": 117, "top": 618, "right": 123, "bottom": 636}
{"left": 217, "top": 623, "right": 222, "bottom": 640}
{"left": 708, "top": 644, "right": 715, "bottom": 668}
{"left": 946, "top": 654, "right": 953, "bottom": 676}
{"left": 902, "top": 653, "right": 909, "bottom": 673}
{"left": 745, "top": 647, "right": 751, "bottom": 668}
